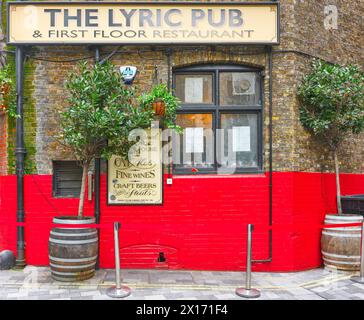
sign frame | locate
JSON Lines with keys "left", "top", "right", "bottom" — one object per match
{"left": 106, "top": 127, "right": 164, "bottom": 206}
{"left": 106, "top": 161, "right": 165, "bottom": 206}
{"left": 7, "top": 1, "right": 280, "bottom": 46}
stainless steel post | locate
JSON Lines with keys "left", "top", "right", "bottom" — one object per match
{"left": 106, "top": 222, "right": 131, "bottom": 298}
{"left": 351, "top": 220, "right": 364, "bottom": 284}
{"left": 236, "top": 224, "right": 261, "bottom": 298}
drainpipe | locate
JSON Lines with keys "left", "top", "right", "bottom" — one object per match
{"left": 166, "top": 48, "right": 172, "bottom": 178}
{"left": 94, "top": 47, "right": 101, "bottom": 270}
{"left": 15, "top": 46, "right": 26, "bottom": 269}
{"left": 252, "top": 45, "right": 273, "bottom": 263}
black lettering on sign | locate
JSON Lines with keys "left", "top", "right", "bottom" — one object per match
{"left": 108, "top": 9, "right": 121, "bottom": 27}
{"left": 139, "top": 9, "right": 154, "bottom": 27}
{"left": 120, "top": 9, "right": 137, "bottom": 27}
{"left": 44, "top": 9, "right": 62, "bottom": 27}
{"left": 164, "top": 9, "right": 182, "bottom": 27}
{"left": 64, "top": 9, "right": 82, "bottom": 27}
{"left": 229, "top": 9, "right": 243, "bottom": 27}
{"left": 192, "top": 9, "right": 205, "bottom": 27}
{"left": 208, "top": 9, "right": 225, "bottom": 27}
{"left": 85, "top": 9, "right": 98, "bottom": 27}
{"left": 156, "top": 9, "right": 162, "bottom": 27}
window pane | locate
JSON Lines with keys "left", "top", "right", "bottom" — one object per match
{"left": 219, "top": 72, "right": 260, "bottom": 106}
{"left": 173, "top": 113, "right": 214, "bottom": 169}
{"left": 219, "top": 114, "right": 258, "bottom": 169}
{"left": 175, "top": 74, "right": 213, "bottom": 104}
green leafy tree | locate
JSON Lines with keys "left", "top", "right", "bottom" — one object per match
{"left": 298, "top": 60, "right": 364, "bottom": 214}
{"left": 59, "top": 61, "right": 154, "bottom": 216}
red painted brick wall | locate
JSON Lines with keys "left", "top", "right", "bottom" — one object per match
{"left": 0, "top": 115, "right": 7, "bottom": 175}
{"left": 0, "top": 172, "right": 363, "bottom": 271}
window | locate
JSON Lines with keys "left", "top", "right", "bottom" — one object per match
{"left": 52, "top": 161, "right": 82, "bottom": 198}
{"left": 173, "top": 64, "right": 263, "bottom": 174}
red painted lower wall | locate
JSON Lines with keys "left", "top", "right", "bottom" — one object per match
{"left": 0, "top": 172, "right": 363, "bottom": 272}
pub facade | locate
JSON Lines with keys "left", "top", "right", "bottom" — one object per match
{"left": 0, "top": 0, "right": 363, "bottom": 272}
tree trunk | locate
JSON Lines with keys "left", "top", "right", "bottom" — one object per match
{"left": 334, "top": 150, "right": 342, "bottom": 215}
{"left": 78, "top": 163, "right": 88, "bottom": 217}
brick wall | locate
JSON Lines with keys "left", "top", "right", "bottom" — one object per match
{"left": 33, "top": 46, "right": 274, "bottom": 174}
{"left": 286, "top": 0, "right": 364, "bottom": 173}
{"left": 291, "top": 0, "right": 363, "bottom": 65}
{"left": 26, "top": 0, "right": 363, "bottom": 174}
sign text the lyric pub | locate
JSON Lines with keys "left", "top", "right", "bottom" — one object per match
{"left": 8, "top": 2, "right": 279, "bottom": 45}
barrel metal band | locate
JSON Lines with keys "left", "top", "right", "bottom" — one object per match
{"left": 325, "top": 216, "right": 364, "bottom": 221}
{"left": 49, "top": 238, "right": 98, "bottom": 245}
{"left": 323, "top": 227, "right": 361, "bottom": 232}
{"left": 50, "top": 262, "right": 96, "bottom": 269}
{"left": 321, "top": 251, "right": 361, "bottom": 259}
{"left": 322, "top": 231, "right": 361, "bottom": 237}
{"left": 53, "top": 218, "right": 96, "bottom": 225}
{"left": 323, "top": 257, "right": 360, "bottom": 265}
{"left": 50, "top": 231, "right": 97, "bottom": 237}
{"left": 49, "top": 255, "right": 98, "bottom": 263}
{"left": 51, "top": 269, "right": 95, "bottom": 276}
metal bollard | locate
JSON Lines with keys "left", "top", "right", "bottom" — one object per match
{"left": 236, "top": 224, "right": 261, "bottom": 298}
{"left": 351, "top": 220, "right": 364, "bottom": 284}
{"left": 106, "top": 222, "right": 131, "bottom": 298}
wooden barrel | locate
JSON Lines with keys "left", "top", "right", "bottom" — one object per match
{"left": 321, "top": 214, "right": 363, "bottom": 271}
{"left": 49, "top": 216, "right": 98, "bottom": 282}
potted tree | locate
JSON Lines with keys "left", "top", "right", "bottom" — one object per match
{"left": 50, "top": 61, "right": 155, "bottom": 282}
{"left": 298, "top": 59, "right": 364, "bottom": 271}
{"left": 50, "top": 64, "right": 182, "bottom": 281}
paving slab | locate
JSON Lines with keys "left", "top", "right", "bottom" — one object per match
{"left": 0, "top": 266, "right": 363, "bottom": 300}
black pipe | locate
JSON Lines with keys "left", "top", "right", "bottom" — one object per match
{"left": 252, "top": 46, "right": 273, "bottom": 263}
{"left": 94, "top": 47, "right": 100, "bottom": 64}
{"left": 166, "top": 48, "right": 172, "bottom": 91}
{"left": 15, "top": 46, "right": 26, "bottom": 269}
{"left": 94, "top": 47, "right": 101, "bottom": 270}
{"left": 166, "top": 48, "right": 172, "bottom": 177}
{"left": 268, "top": 45, "right": 273, "bottom": 259}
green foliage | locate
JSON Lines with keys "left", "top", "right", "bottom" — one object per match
{"left": 60, "top": 61, "right": 154, "bottom": 165}
{"left": 297, "top": 59, "right": 364, "bottom": 151}
{"left": 139, "top": 83, "right": 182, "bottom": 132}
{"left": 0, "top": 64, "right": 17, "bottom": 118}
{"left": 5, "top": 47, "right": 37, "bottom": 174}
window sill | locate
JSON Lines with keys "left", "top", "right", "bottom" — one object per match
{"left": 171, "top": 171, "right": 266, "bottom": 179}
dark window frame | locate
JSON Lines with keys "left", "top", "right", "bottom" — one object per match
{"left": 172, "top": 64, "right": 264, "bottom": 174}
{"left": 52, "top": 160, "right": 82, "bottom": 198}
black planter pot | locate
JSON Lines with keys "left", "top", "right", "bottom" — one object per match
{"left": 341, "top": 195, "right": 364, "bottom": 216}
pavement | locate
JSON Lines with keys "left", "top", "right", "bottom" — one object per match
{"left": 0, "top": 266, "right": 363, "bottom": 300}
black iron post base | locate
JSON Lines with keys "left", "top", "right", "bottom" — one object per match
{"left": 14, "top": 259, "right": 26, "bottom": 269}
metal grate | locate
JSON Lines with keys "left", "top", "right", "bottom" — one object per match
{"left": 52, "top": 161, "right": 82, "bottom": 198}
{"left": 342, "top": 195, "right": 364, "bottom": 216}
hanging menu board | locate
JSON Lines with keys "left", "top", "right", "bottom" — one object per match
{"left": 108, "top": 128, "right": 163, "bottom": 205}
